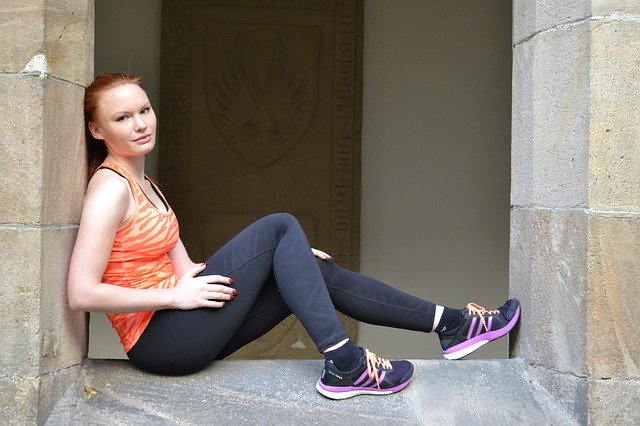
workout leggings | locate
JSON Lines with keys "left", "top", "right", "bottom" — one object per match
{"left": 127, "top": 213, "right": 436, "bottom": 375}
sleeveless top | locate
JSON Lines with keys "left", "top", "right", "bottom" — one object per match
{"left": 99, "top": 162, "right": 180, "bottom": 352}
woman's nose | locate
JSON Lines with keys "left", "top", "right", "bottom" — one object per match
{"left": 133, "top": 115, "right": 147, "bottom": 131}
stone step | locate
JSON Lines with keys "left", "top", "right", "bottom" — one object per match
{"left": 46, "top": 358, "right": 577, "bottom": 425}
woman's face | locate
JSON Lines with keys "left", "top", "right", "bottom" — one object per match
{"left": 89, "top": 83, "right": 157, "bottom": 159}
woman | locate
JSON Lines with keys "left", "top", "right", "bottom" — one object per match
{"left": 67, "top": 73, "right": 521, "bottom": 400}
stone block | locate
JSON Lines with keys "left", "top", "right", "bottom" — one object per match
{"left": 0, "top": 0, "right": 45, "bottom": 74}
{"left": 42, "top": 79, "right": 86, "bottom": 225}
{"left": 38, "top": 367, "right": 81, "bottom": 424}
{"left": 44, "top": 0, "right": 94, "bottom": 85}
{"left": 40, "top": 227, "right": 87, "bottom": 375}
{"left": 0, "top": 75, "right": 44, "bottom": 224}
{"left": 0, "top": 377, "right": 39, "bottom": 426}
{"left": 522, "top": 363, "right": 588, "bottom": 424}
{"left": 509, "top": 208, "right": 589, "bottom": 376}
{"left": 0, "top": 1, "right": 93, "bottom": 84}
{"left": 0, "top": 75, "right": 86, "bottom": 225}
{"left": 592, "top": 0, "right": 640, "bottom": 16}
{"left": 47, "top": 359, "right": 577, "bottom": 424}
{"left": 511, "top": 23, "right": 589, "bottom": 208}
{"left": 0, "top": 227, "right": 42, "bottom": 378}
{"left": 589, "top": 20, "right": 640, "bottom": 212}
{"left": 588, "top": 377, "right": 640, "bottom": 424}
{"left": 587, "top": 216, "right": 640, "bottom": 379}
{"left": 513, "top": 0, "right": 590, "bottom": 45}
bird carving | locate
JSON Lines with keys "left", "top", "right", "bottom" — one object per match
{"left": 206, "top": 25, "right": 319, "bottom": 168}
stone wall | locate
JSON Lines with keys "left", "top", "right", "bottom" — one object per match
{"left": 0, "top": 1, "right": 93, "bottom": 423}
{"left": 510, "top": 0, "right": 640, "bottom": 423}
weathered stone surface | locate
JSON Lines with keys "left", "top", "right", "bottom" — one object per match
{"left": 38, "top": 367, "right": 81, "bottom": 425}
{"left": 589, "top": 20, "right": 640, "bottom": 212}
{"left": 0, "top": 76, "right": 86, "bottom": 225}
{"left": 0, "top": 377, "right": 39, "bottom": 426}
{"left": 509, "top": 208, "right": 589, "bottom": 376}
{"left": 42, "top": 79, "right": 86, "bottom": 225}
{"left": 588, "top": 377, "right": 640, "bottom": 424}
{"left": 587, "top": 216, "right": 640, "bottom": 379}
{"left": 0, "top": 1, "right": 93, "bottom": 84}
{"left": 511, "top": 22, "right": 589, "bottom": 208}
{"left": 512, "top": 0, "right": 590, "bottom": 45}
{"left": 0, "top": 75, "right": 44, "bottom": 224}
{"left": 513, "top": 0, "right": 640, "bottom": 46}
{"left": 0, "top": 227, "right": 42, "bottom": 378}
{"left": 44, "top": 0, "right": 94, "bottom": 85}
{"left": 46, "top": 359, "right": 577, "bottom": 425}
{"left": 592, "top": 0, "right": 640, "bottom": 15}
{"left": 40, "top": 227, "right": 87, "bottom": 375}
{"left": 0, "top": 0, "right": 45, "bottom": 74}
{"left": 522, "top": 363, "right": 588, "bottom": 424}
{"left": 1, "top": 1, "right": 91, "bottom": 423}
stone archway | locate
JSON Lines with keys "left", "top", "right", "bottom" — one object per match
{"left": 1, "top": 0, "right": 639, "bottom": 423}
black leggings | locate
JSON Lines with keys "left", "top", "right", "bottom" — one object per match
{"left": 127, "top": 213, "right": 436, "bottom": 375}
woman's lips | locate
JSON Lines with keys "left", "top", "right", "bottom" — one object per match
{"left": 134, "top": 134, "right": 152, "bottom": 142}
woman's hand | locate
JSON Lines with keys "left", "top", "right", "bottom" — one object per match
{"left": 311, "top": 248, "right": 333, "bottom": 261}
{"left": 171, "top": 263, "right": 237, "bottom": 310}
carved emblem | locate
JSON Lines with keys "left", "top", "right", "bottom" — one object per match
{"left": 205, "top": 24, "right": 320, "bottom": 168}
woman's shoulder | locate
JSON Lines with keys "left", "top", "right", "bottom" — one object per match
{"left": 87, "top": 169, "right": 129, "bottom": 195}
{"left": 85, "top": 168, "right": 132, "bottom": 211}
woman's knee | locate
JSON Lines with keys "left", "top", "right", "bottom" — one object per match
{"left": 261, "top": 212, "right": 300, "bottom": 233}
{"left": 266, "top": 212, "right": 297, "bottom": 225}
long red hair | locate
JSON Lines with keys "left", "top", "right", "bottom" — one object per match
{"left": 84, "top": 73, "right": 144, "bottom": 180}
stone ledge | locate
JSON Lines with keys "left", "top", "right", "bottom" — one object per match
{"left": 46, "top": 358, "right": 577, "bottom": 425}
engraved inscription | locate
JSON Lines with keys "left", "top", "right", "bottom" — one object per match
{"left": 332, "top": 8, "right": 357, "bottom": 266}
{"left": 160, "top": 1, "right": 191, "bottom": 196}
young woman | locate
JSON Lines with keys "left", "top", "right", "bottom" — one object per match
{"left": 67, "top": 73, "right": 521, "bottom": 400}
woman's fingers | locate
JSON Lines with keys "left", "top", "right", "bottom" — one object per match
{"left": 204, "top": 284, "right": 238, "bottom": 301}
{"left": 185, "top": 262, "right": 207, "bottom": 277}
{"left": 202, "top": 299, "right": 227, "bottom": 309}
{"left": 173, "top": 266, "right": 237, "bottom": 309}
{"left": 311, "top": 247, "right": 333, "bottom": 260}
{"left": 200, "top": 274, "right": 235, "bottom": 285}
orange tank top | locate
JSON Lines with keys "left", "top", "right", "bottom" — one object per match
{"left": 99, "top": 162, "right": 180, "bottom": 352}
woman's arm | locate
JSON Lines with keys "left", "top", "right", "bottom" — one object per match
{"left": 67, "top": 171, "right": 173, "bottom": 312}
{"left": 168, "top": 238, "right": 197, "bottom": 278}
{"left": 67, "top": 172, "right": 235, "bottom": 313}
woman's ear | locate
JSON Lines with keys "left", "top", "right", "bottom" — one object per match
{"left": 88, "top": 121, "right": 104, "bottom": 140}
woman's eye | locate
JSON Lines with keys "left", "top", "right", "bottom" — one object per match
{"left": 116, "top": 116, "right": 128, "bottom": 122}
{"left": 141, "top": 107, "right": 151, "bottom": 114}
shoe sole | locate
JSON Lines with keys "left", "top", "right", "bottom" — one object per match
{"left": 315, "top": 378, "right": 412, "bottom": 400}
{"left": 443, "top": 304, "right": 521, "bottom": 360}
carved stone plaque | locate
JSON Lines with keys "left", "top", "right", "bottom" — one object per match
{"left": 160, "top": 0, "right": 362, "bottom": 359}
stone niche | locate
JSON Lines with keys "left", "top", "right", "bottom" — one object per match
{"left": 160, "top": 0, "right": 362, "bottom": 358}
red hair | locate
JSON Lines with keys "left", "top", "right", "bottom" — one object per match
{"left": 84, "top": 73, "right": 144, "bottom": 179}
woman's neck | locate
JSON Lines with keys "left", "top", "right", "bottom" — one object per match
{"left": 105, "top": 154, "right": 146, "bottom": 181}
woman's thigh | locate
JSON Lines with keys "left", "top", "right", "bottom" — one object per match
{"left": 128, "top": 215, "right": 292, "bottom": 374}
{"left": 128, "top": 269, "right": 292, "bottom": 375}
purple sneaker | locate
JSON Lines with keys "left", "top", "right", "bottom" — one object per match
{"left": 439, "top": 298, "right": 521, "bottom": 360}
{"left": 315, "top": 348, "right": 413, "bottom": 400}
